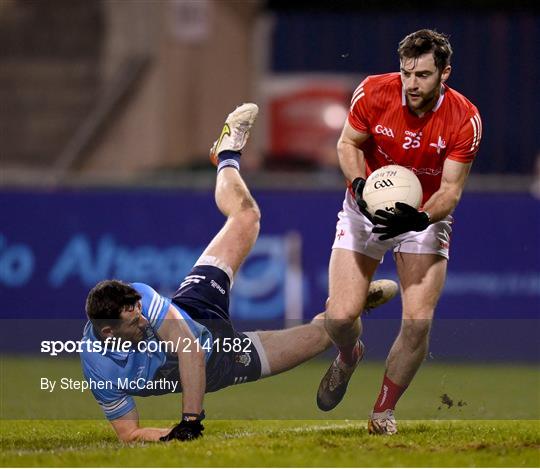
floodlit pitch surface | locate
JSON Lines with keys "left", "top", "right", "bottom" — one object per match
{"left": 1, "top": 357, "right": 539, "bottom": 467}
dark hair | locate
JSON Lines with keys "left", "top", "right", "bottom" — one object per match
{"left": 85, "top": 279, "right": 141, "bottom": 328}
{"left": 398, "top": 29, "right": 453, "bottom": 72}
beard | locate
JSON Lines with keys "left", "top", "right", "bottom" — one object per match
{"left": 406, "top": 84, "right": 440, "bottom": 113}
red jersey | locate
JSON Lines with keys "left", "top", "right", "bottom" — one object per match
{"left": 348, "top": 73, "right": 482, "bottom": 203}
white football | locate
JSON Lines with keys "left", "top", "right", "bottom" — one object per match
{"left": 363, "top": 165, "right": 423, "bottom": 216}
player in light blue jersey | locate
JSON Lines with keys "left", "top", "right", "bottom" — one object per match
{"left": 81, "top": 103, "right": 398, "bottom": 443}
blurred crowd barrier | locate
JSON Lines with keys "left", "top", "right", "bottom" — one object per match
{"left": 1, "top": 188, "right": 538, "bottom": 361}
{"left": 0, "top": 1, "right": 538, "bottom": 183}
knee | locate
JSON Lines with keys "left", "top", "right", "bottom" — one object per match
{"left": 311, "top": 312, "right": 326, "bottom": 324}
{"left": 399, "top": 319, "right": 432, "bottom": 350}
{"left": 235, "top": 203, "right": 261, "bottom": 234}
{"left": 241, "top": 200, "right": 261, "bottom": 224}
{"left": 325, "top": 302, "right": 360, "bottom": 330}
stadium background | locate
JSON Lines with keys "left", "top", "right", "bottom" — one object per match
{"left": 1, "top": 0, "right": 539, "bottom": 430}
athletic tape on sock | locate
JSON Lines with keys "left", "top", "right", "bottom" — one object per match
{"left": 217, "top": 159, "right": 240, "bottom": 172}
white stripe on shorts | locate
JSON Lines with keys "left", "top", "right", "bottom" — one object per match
{"left": 243, "top": 331, "right": 271, "bottom": 378}
{"left": 194, "top": 255, "right": 234, "bottom": 285}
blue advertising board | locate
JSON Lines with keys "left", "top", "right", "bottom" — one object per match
{"left": 1, "top": 189, "right": 539, "bottom": 360}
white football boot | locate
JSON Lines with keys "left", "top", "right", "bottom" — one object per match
{"left": 323, "top": 279, "right": 399, "bottom": 313}
{"left": 365, "top": 279, "right": 399, "bottom": 311}
{"left": 209, "top": 103, "right": 259, "bottom": 166}
{"left": 368, "top": 409, "right": 398, "bottom": 435}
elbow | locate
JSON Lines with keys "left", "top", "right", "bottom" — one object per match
{"left": 118, "top": 428, "right": 140, "bottom": 443}
{"left": 178, "top": 345, "right": 207, "bottom": 362}
{"left": 336, "top": 139, "right": 347, "bottom": 155}
{"left": 118, "top": 434, "right": 135, "bottom": 443}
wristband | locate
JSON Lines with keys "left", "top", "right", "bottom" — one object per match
{"left": 182, "top": 410, "right": 205, "bottom": 422}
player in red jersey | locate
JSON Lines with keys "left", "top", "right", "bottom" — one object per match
{"left": 316, "top": 29, "right": 482, "bottom": 434}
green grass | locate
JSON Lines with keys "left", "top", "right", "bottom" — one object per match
{"left": 1, "top": 356, "right": 539, "bottom": 466}
{"left": 1, "top": 419, "right": 539, "bottom": 467}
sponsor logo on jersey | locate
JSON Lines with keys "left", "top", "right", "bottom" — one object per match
{"left": 403, "top": 130, "right": 422, "bottom": 149}
{"left": 336, "top": 228, "right": 345, "bottom": 240}
{"left": 375, "top": 124, "right": 395, "bottom": 138}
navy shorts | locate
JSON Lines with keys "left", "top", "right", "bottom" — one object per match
{"left": 171, "top": 265, "right": 263, "bottom": 392}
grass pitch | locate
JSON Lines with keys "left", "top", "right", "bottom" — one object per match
{"left": 1, "top": 356, "right": 539, "bottom": 466}
{"left": 2, "top": 419, "right": 538, "bottom": 467}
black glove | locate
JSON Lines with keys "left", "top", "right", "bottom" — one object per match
{"left": 351, "top": 177, "right": 374, "bottom": 222}
{"left": 160, "top": 412, "right": 205, "bottom": 442}
{"left": 372, "top": 202, "right": 430, "bottom": 241}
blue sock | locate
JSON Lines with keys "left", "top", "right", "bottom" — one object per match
{"left": 217, "top": 151, "right": 241, "bottom": 172}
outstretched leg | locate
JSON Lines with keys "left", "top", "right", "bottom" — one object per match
{"left": 197, "top": 104, "right": 260, "bottom": 278}
{"left": 198, "top": 166, "right": 260, "bottom": 277}
{"left": 249, "top": 279, "right": 399, "bottom": 378}
{"left": 254, "top": 313, "right": 331, "bottom": 376}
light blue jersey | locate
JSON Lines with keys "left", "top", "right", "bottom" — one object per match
{"left": 80, "top": 282, "right": 212, "bottom": 420}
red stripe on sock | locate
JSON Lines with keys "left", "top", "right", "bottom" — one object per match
{"left": 373, "top": 374, "right": 407, "bottom": 412}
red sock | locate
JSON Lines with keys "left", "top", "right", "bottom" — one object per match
{"left": 373, "top": 374, "right": 407, "bottom": 412}
{"left": 338, "top": 342, "right": 360, "bottom": 366}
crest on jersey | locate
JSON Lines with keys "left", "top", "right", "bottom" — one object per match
{"left": 236, "top": 352, "right": 251, "bottom": 367}
{"left": 429, "top": 136, "right": 447, "bottom": 154}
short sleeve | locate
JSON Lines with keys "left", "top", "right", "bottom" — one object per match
{"left": 447, "top": 111, "right": 482, "bottom": 163}
{"left": 348, "top": 77, "right": 371, "bottom": 133}
{"left": 132, "top": 283, "right": 171, "bottom": 332}
{"left": 96, "top": 394, "right": 135, "bottom": 421}
{"left": 82, "top": 359, "right": 135, "bottom": 420}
